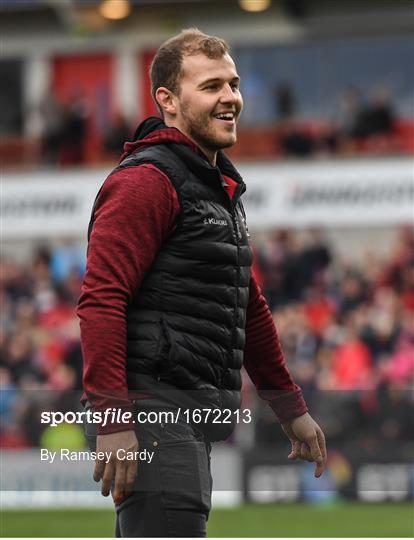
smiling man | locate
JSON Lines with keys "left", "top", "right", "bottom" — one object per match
{"left": 156, "top": 52, "right": 242, "bottom": 162}
{"left": 78, "top": 28, "right": 327, "bottom": 538}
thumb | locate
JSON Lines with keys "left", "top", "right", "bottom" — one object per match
{"left": 288, "top": 440, "right": 300, "bottom": 460}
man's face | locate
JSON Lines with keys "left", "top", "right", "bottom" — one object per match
{"left": 172, "top": 53, "right": 243, "bottom": 160}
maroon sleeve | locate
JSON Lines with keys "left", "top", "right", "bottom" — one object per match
{"left": 244, "top": 274, "right": 308, "bottom": 423}
{"left": 77, "top": 164, "right": 180, "bottom": 434}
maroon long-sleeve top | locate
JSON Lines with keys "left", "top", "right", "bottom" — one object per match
{"left": 77, "top": 127, "right": 307, "bottom": 434}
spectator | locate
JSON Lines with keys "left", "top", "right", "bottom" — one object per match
{"left": 364, "top": 88, "right": 395, "bottom": 137}
{"left": 257, "top": 229, "right": 298, "bottom": 308}
{"left": 39, "top": 93, "right": 65, "bottom": 165}
{"left": 275, "top": 81, "right": 296, "bottom": 121}
{"left": 279, "top": 118, "right": 314, "bottom": 157}
{"left": 334, "top": 87, "right": 364, "bottom": 141}
{"left": 331, "top": 321, "right": 374, "bottom": 390}
{"left": 295, "top": 229, "right": 332, "bottom": 297}
{"left": 338, "top": 272, "right": 368, "bottom": 317}
{"left": 50, "top": 240, "right": 86, "bottom": 283}
{"left": 59, "top": 91, "right": 89, "bottom": 165}
{"left": 103, "top": 114, "right": 132, "bottom": 158}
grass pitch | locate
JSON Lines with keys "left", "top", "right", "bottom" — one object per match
{"left": 1, "top": 502, "right": 413, "bottom": 537}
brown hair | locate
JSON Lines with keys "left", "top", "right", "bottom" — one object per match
{"left": 150, "top": 28, "right": 230, "bottom": 107}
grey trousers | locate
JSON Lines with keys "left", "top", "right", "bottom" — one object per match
{"left": 85, "top": 406, "right": 212, "bottom": 537}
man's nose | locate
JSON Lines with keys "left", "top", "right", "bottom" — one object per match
{"left": 219, "top": 84, "right": 238, "bottom": 103}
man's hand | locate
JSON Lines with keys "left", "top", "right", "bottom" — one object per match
{"left": 281, "top": 412, "right": 327, "bottom": 478}
{"left": 93, "top": 430, "right": 139, "bottom": 505}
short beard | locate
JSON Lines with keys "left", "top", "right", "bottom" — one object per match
{"left": 188, "top": 123, "right": 235, "bottom": 153}
{"left": 181, "top": 103, "right": 236, "bottom": 153}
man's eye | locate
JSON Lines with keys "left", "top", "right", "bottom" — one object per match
{"left": 205, "top": 85, "right": 218, "bottom": 91}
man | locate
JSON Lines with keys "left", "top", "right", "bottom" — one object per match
{"left": 77, "top": 28, "right": 327, "bottom": 538}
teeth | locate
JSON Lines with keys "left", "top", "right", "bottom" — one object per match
{"left": 215, "top": 113, "right": 234, "bottom": 120}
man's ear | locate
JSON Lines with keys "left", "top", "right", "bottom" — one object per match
{"left": 155, "top": 87, "right": 177, "bottom": 117}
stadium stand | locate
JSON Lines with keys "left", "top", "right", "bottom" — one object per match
{"left": 1, "top": 227, "right": 413, "bottom": 449}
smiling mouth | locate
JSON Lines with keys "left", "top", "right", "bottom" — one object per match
{"left": 213, "top": 112, "right": 236, "bottom": 123}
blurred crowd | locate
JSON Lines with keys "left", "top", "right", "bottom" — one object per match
{"left": 252, "top": 227, "right": 414, "bottom": 449}
{"left": 275, "top": 84, "right": 403, "bottom": 158}
{"left": 1, "top": 228, "right": 413, "bottom": 450}
{"left": 18, "top": 82, "right": 409, "bottom": 169}
{"left": 1, "top": 243, "right": 85, "bottom": 448}
{"left": 27, "top": 91, "right": 132, "bottom": 167}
